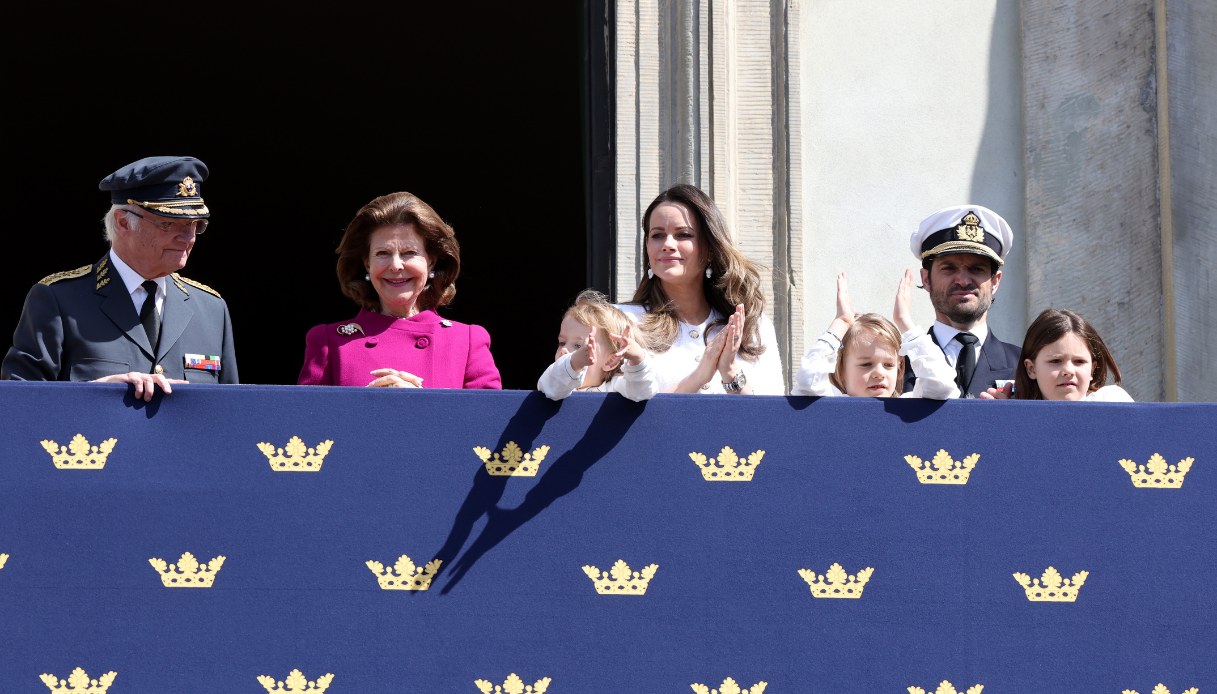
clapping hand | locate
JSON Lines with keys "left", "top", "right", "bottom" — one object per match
{"left": 604, "top": 324, "right": 645, "bottom": 371}
{"left": 568, "top": 326, "right": 600, "bottom": 372}
{"left": 828, "top": 272, "right": 855, "bottom": 339}
{"left": 892, "top": 268, "right": 915, "bottom": 333}
{"left": 367, "top": 368, "right": 424, "bottom": 388}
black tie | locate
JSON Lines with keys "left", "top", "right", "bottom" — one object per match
{"left": 139, "top": 280, "right": 160, "bottom": 355}
{"left": 955, "top": 332, "right": 979, "bottom": 393}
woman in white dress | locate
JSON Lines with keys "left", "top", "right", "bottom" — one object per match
{"left": 617, "top": 184, "right": 784, "bottom": 395}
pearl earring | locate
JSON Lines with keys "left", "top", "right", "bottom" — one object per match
{"left": 429, "top": 270, "right": 435, "bottom": 278}
{"left": 647, "top": 268, "right": 654, "bottom": 280}
{"left": 364, "top": 273, "right": 370, "bottom": 281}
{"left": 705, "top": 266, "right": 713, "bottom": 279}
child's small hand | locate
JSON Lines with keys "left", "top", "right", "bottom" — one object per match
{"left": 570, "top": 327, "right": 598, "bottom": 371}
{"left": 892, "top": 268, "right": 915, "bottom": 333}
{"left": 978, "top": 382, "right": 1013, "bottom": 400}
{"left": 828, "top": 272, "right": 855, "bottom": 339}
{"left": 606, "top": 324, "right": 646, "bottom": 369}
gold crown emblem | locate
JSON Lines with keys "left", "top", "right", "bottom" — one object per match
{"left": 474, "top": 442, "right": 551, "bottom": 476}
{"left": 40, "top": 668, "right": 117, "bottom": 693}
{"left": 908, "top": 681, "right": 983, "bottom": 694}
{"left": 1013, "top": 566, "right": 1088, "bottom": 602}
{"left": 257, "top": 436, "right": 333, "bottom": 472}
{"left": 257, "top": 669, "right": 334, "bottom": 693}
{"left": 366, "top": 554, "right": 442, "bottom": 590}
{"left": 956, "top": 212, "right": 985, "bottom": 243}
{"left": 474, "top": 673, "right": 551, "bottom": 693}
{"left": 1119, "top": 454, "right": 1194, "bottom": 488}
{"left": 0, "top": 552, "right": 8, "bottom": 571}
{"left": 690, "top": 446, "right": 764, "bottom": 481}
{"left": 582, "top": 560, "right": 658, "bottom": 595}
{"left": 149, "top": 551, "right": 226, "bottom": 588}
{"left": 178, "top": 176, "right": 197, "bottom": 197}
{"left": 41, "top": 434, "right": 117, "bottom": 470}
{"left": 798, "top": 562, "right": 874, "bottom": 598}
{"left": 1123, "top": 686, "right": 1198, "bottom": 694}
{"left": 691, "top": 677, "right": 768, "bottom": 693}
{"left": 905, "top": 449, "right": 979, "bottom": 484}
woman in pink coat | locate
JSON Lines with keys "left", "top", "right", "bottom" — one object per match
{"left": 297, "top": 192, "right": 501, "bottom": 389}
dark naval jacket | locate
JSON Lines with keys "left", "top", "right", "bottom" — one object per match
{"left": 901, "top": 328, "right": 1020, "bottom": 398}
{"left": 2, "top": 254, "right": 238, "bottom": 383}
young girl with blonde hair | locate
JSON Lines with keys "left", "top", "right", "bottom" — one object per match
{"left": 538, "top": 290, "right": 657, "bottom": 401}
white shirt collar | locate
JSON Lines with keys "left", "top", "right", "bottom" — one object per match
{"left": 931, "top": 320, "right": 989, "bottom": 364}
{"left": 108, "top": 250, "right": 165, "bottom": 312}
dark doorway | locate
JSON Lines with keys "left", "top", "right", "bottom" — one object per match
{"left": 2, "top": 4, "right": 596, "bottom": 389}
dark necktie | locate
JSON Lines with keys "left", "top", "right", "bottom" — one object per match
{"left": 139, "top": 280, "right": 161, "bottom": 355}
{"left": 954, "top": 332, "right": 979, "bottom": 393}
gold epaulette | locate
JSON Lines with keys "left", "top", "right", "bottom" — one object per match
{"left": 172, "top": 273, "right": 222, "bottom": 298}
{"left": 38, "top": 265, "right": 92, "bottom": 286}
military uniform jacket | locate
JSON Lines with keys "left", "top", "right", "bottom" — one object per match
{"left": 901, "top": 328, "right": 1020, "bottom": 398}
{"left": 1, "top": 255, "right": 238, "bottom": 383}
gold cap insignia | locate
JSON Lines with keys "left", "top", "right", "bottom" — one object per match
{"left": 40, "top": 667, "right": 117, "bottom": 693}
{"left": 690, "top": 446, "right": 764, "bottom": 481}
{"left": 691, "top": 677, "right": 769, "bottom": 694}
{"left": 366, "top": 554, "right": 442, "bottom": 590}
{"left": 908, "top": 681, "right": 984, "bottom": 694}
{"left": 258, "top": 670, "right": 334, "bottom": 693}
{"left": 905, "top": 449, "right": 980, "bottom": 484}
{"left": 1013, "top": 566, "right": 1088, "bottom": 602}
{"left": 955, "top": 212, "right": 985, "bottom": 243}
{"left": 582, "top": 560, "right": 659, "bottom": 595}
{"left": 475, "top": 673, "right": 552, "bottom": 693}
{"left": 474, "top": 442, "right": 551, "bottom": 476}
{"left": 1122, "top": 686, "right": 1199, "bottom": 694}
{"left": 177, "top": 176, "right": 198, "bottom": 197}
{"left": 1119, "top": 454, "right": 1194, "bottom": 488}
{"left": 41, "top": 434, "right": 117, "bottom": 470}
{"left": 798, "top": 562, "right": 874, "bottom": 599}
{"left": 149, "top": 551, "right": 226, "bottom": 588}
{"left": 257, "top": 436, "right": 333, "bottom": 472}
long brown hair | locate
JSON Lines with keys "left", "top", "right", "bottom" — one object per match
{"left": 335, "top": 192, "right": 460, "bottom": 314}
{"left": 829, "top": 314, "right": 906, "bottom": 395}
{"left": 628, "top": 184, "right": 767, "bottom": 357}
{"left": 1014, "top": 308, "right": 1122, "bottom": 400}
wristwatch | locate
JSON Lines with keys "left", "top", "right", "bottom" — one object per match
{"left": 722, "top": 371, "right": 747, "bottom": 393}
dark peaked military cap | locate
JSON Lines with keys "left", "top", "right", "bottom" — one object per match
{"left": 99, "top": 156, "right": 210, "bottom": 219}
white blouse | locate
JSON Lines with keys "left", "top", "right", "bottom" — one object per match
{"left": 615, "top": 304, "right": 786, "bottom": 395}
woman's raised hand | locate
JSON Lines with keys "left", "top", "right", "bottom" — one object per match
{"left": 716, "top": 304, "right": 745, "bottom": 375}
{"left": 367, "top": 368, "right": 424, "bottom": 388}
{"left": 892, "top": 268, "right": 916, "bottom": 333}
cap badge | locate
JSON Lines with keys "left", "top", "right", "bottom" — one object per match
{"left": 337, "top": 323, "right": 365, "bottom": 336}
{"left": 177, "top": 176, "right": 198, "bottom": 197}
{"left": 956, "top": 212, "right": 985, "bottom": 243}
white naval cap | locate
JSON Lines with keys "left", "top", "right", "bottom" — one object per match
{"left": 910, "top": 204, "right": 1014, "bottom": 265}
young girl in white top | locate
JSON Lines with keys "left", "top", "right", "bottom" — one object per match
{"left": 538, "top": 290, "right": 657, "bottom": 401}
{"left": 792, "top": 270, "right": 959, "bottom": 399}
{"left": 980, "top": 308, "right": 1133, "bottom": 401}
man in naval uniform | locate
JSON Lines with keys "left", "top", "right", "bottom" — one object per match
{"left": 2, "top": 156, "right": 238, "bottom": 399}
{"left": 902, "top": 204, "right": 1020, "bottom": 398}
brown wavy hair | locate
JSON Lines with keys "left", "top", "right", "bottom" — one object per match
{"left": 335, "top": 192, "right": 460, "bottom": 313}
{"left": 1013, "top": 308, "right": 1122, "bottom": 400}
{"left": 829, "top": 313, "right": 906, "bottom": 395}
{"left": 627, "top": 184, "right": 767, "bottom": 357}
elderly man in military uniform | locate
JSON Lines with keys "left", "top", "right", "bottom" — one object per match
{"left": 2, "top": 156, "right": 238, "bottom": 399}
{"left": 903, "top": 204, "right": 1020, "bottom": 398}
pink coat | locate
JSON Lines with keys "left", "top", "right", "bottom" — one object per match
{"left": 297, "top": 309, "right": 501, "bottom": 389}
